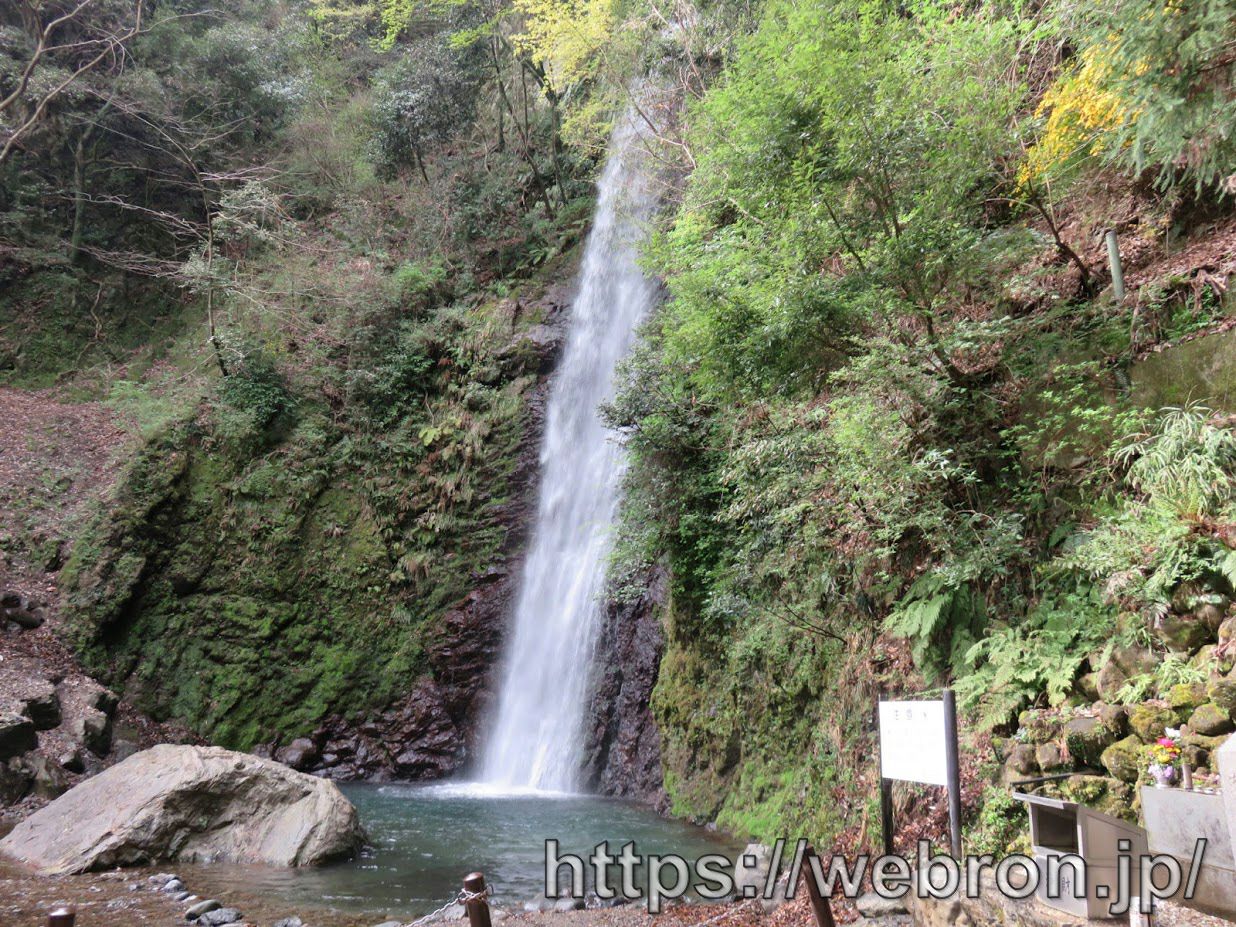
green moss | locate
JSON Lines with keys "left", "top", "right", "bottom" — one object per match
{"left": 60, "top": 285, "right": 549, "bottom": 748}
{"left": 1128, "top": 704, "right": 1175, "bottom": 743}
{"left": 1101, "top": 735, "right": 1146, "bottom": 784}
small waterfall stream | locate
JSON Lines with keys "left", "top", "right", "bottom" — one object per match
{"left": 480, "top": 109, "right": 659, "bottom": 792}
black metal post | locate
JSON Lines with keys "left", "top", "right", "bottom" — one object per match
{"left": 943, "top": 688, "right": 963, "bottom": 858}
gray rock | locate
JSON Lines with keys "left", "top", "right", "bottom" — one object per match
{"left": 20, "top": 680, "right": 61, "bottom": 730}
{"left": 272, "top": 918, "right": 304, "bottom": 927}
{"left": 855, "top": 892, "right": 908, "bottom": 917}
{"left": 0, "top": 712, "right": 37, "bottom": 761}
{"left": 276, "top": 738, "right": 319, "bottom": 771}
{"left": 3, "top": 606, "right": 44, "bottom": 629}
{"left": 58, "top": 747, "right": 84, "bottom": 773}
{"left": 554, "top": 897, "right": 586, "bottom": 912}
{"left": 26, "top": 754, "right": 70, "bottom": 799}
{"left": 67, "top": 707, "right": 112, "bottom": 756}
{"left": 0, "top": 744, "right": 366, "bottom": 874}
{"left": 198, "top": 908, "right": 242, "bottom": 927}
{"left": 731, "top": 844, "right": 787, "bottom": 912}
{"left": 111, "top": 738, "right": 140, "bottom": 762}
{"left": 173, "top": 891, "right": 192, "bottom": 901}
{"left": 162, "top": 878, "right": 186, "bottom": 892}
{"left": 186, "top": 899, "right": 222, "bottom": 920}
{"left": 371, "top": 921, "right": 403, "bottom": 927}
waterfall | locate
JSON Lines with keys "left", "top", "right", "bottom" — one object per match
{"left": 480, "top": 109, "right": 660, "bottom": 792}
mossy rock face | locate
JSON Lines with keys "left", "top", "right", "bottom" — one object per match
{"left": 1219, "top": 616, "right": 1236, "bottom": 647}
{"left": 1095, "top": 662, "right": 1128, "bottom": 702}
{"left": 1045, "top": 774, "right": 1136, "bottom": 822}
{"left": 1155, "top": 613, "right": 1213, "bottom": 653}
{"left": 1097, "top": 703, "right": 1128, "bottom": 735}
{"left": 1017, "top": 710, "right": 1061, "bottom": 744}
{"left": 1192, "top": 644, "right": 1235, "bottom": 676}
{"left": 1004, "top": 743, "right": 1038, "bottom": 778}
{"left": 1036, "top": 742, "right": 1068, "bottom": 772}
{"left": 1075, "top": 672, "right": 1100, "bottom": 702}
{"left": 1063, "top": 715, "right": 1120, "bottom": 767}
{"left": 1130, "top": 327, "right": 1236, "bottom": 413}
{"left": 1112, "top": 644, "right": 1162, "bottom": 677}
{"left": 1101, "top": 735, "right": 1146, "bottom": 784}
{"left": 1181, "top": 732, "right": 1224, "bottom": 769}
{"left": 1188, "top": 702, "right": 1235, "bottom": 736}
{"left": 1128, "top": 704, "right": 1175, "bottom": 743}
{"left": 1207, "top": 678, "right": 1236, "bottom": 715}
{"left": 1167, "top": 683, "right": 1207, "bottom": 714}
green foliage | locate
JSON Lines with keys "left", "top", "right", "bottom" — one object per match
{"left": 966, "top": 784, "right": 1029, "bottom": 856}
{"left": 1074, "top": 0, "right": 1236, "bottom": 193}
{"left": 1115, "top": 653, "right": 1207, "bottom": 705}
{"left": 368, "top": 38, "right": 479, "bottom": 180}
{"left": 956, "top": 586, "right": 1116, "bottom": 725}
{"left": 1066, "top": 406, "right": 1236, "bottom": 620}
{"left": 645, "top": 0, "right": 1029, "bottom": 401}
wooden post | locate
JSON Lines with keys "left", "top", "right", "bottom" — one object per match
{"left": 800, "top": 847, "right": 836, "bottom": 927}
{"left": 47, "top": 909, "right": 75, "bottom": 927}
{"left": 943, "top": 688, "right": 963, "bottom": 859}
{"left": 1106, "top": 229, "right": 1125, "bottom": 300}
{"left": 464, "top": 871, "right": 492, "bottom": 927}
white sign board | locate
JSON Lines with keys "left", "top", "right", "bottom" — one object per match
{"left": 878, "top": 699, "right": 949, "bottom": 786}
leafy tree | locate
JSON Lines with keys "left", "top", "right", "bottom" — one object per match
{"left": 369, "top": 37, "right": 479, "bottom": 182}
{"left": 1026, "top": 0, "right": 1236, "bottom": 194}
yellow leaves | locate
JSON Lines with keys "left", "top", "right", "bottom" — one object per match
{"left": 1018, "top": 41, "right": 1133, "bottom": 188}
{"left": 305, "top": 0, "right": 380, "bottom": 43}
{"left": 512, "top": 0, "right": 616, "bottom": 93}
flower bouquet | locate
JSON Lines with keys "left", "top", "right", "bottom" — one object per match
{"left": 1147, "top": 729, "right": 1182, "bottom": 788}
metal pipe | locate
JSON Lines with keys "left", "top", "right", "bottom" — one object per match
{"left": 1106, "top": 229, "right": 1125, "bottom": 300}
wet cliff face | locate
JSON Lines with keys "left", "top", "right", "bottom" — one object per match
{"left": 263, "top": 289, "right": 573, "bottom": 782}
{"left": 581, "top": 568, "right": 669, "bottom": 809}
{"left": 61, "top": 283, "right": 573, "bottom": 775}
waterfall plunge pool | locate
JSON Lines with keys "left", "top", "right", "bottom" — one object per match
{"left": 174, "top": 782, "right": 744, "bottom": 925}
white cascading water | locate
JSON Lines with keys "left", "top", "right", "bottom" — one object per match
{"left": 480, "top": 109, "right": 659, "bottom": 792}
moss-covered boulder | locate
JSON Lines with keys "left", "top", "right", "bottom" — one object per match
{"left": 1017, "top": 709, "right": 1061, "bottom": 744}
{"left": 1192, "top": 645, "right": 1235, "bottom": 676}
{"left": 1155, "top": 612, "right": 1213, "bottom": 653}
{"left": 1045, "top": 774, "right": 1136, "bottom": 822}
{"left": 1207, "top": 677, "right": 1236, "bottom": 716}
{"left": 1219, "top": 616, "right": 1236, "bottom": 648}
{"left": 1036, "top": 742, "right": 1068, "bottom": 772}
{"left": 1167, "top": 683, "right": 1207, "bottom": 716}
{"left": 1101, "top": 736, "right": 1146, "bottom": 784}
{"left": 1064, "top": 715, "right": 1120, "bottom": 767}
{"left": 1075, "top": 672, "right": 1100, "bottom": 702}
{"left": 1129, "top": 704, "right": 1175, "bottom": 743}
{"left": 1098, "top": 703, "right": 1128, "bottom": 734}
{"left": 1095, "top": 645, "right": 1161, "bottom": 702}
{"left": 1188, "top": 703, "right": 1235, "bottom": 736}
{"left": 1181, "top": 732, "right": 1225, "bottom": 769}
{"left": 1096, "top": 662, "right": 1127, "bottom": 703}
{"left": 1005, "top": 743, "right": 1039, "bottom": 777}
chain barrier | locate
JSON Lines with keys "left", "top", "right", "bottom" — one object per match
{"left": 401, "top": 886, "right": 489, "bottom": 927}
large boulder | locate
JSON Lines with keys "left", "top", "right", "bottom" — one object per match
{"left": 0, "top": 745, "right": 366, "bottom": 874}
